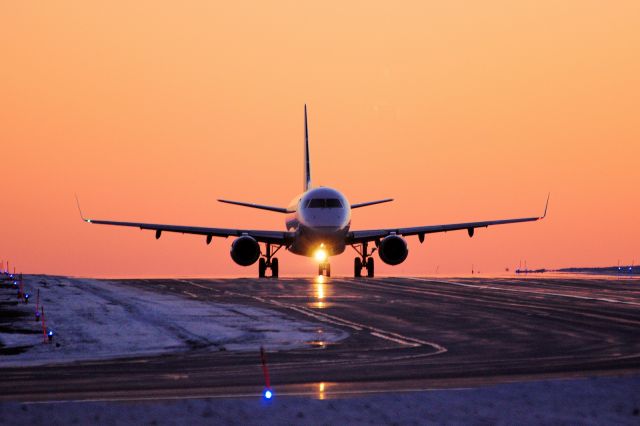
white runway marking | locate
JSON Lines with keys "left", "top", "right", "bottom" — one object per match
{"left": 177, "top": 279, "right": 446, "bottom": 353}
{"left": 182, "top": 291, "right": 198, "bottom": 299}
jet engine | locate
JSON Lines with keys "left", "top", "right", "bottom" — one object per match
{"left": 230, "top": 236, "right": 261, "bottom": 266}
{"left": 378, "top": 235, "right": 408, "bottom": 265}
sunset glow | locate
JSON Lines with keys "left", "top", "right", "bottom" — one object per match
{"left": 1, "top": 1, "right": 638, "bottom": 277}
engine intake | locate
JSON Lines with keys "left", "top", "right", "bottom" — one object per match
{"left": 230, "top": 236, "right": 261, "bottom": 266}
{"left": 378, "top": 235, "right": 408, "bottom": 265}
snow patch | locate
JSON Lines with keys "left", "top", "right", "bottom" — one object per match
{"left": 0, "top": 276, "right": 347, "bottom": 367}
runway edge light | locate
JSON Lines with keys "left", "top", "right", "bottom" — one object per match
{"left": 260, "top": 346, "right": 273, "bottom": 400}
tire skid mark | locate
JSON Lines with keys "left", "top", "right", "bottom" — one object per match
{"left": 406, "top": 277, "right": 640, "bottom": 307}
{"left": 337, "top": 277, "right": 640, "bottom": 328}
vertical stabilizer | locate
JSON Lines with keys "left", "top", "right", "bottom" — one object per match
{"left": 304, "top": 104, "right": 312, "bottom": 191}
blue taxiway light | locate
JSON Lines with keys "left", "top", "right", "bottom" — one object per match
{"left": 47, "top": 330, "right": 54, "bottom": 337}
{"left": 264, "top": 389, "right": 273, "bottom": 399}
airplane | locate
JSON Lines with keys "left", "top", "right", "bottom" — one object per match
{"left": 77, "top": 105, "right": 549, "bottom": 278}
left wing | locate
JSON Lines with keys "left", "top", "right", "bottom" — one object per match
{"left": 348, "top": 194, "right": 549, "bottom": 244}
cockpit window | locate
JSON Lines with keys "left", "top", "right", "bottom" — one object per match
{"left": 326, "top": 198, "right": 343, "bottom": 208}
{"left": 307, "top": 198, "right": 343, "bottom": 208}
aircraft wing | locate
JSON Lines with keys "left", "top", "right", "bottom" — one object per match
{"left": 81, "top": 218, "right": 293, "bottom": 245}
{"left": 348, "top": 195, "right": 549, "bottom": 244}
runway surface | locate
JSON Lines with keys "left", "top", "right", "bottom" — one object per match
{"left": 1, "top": 275, "right": 639, "bottom": 402}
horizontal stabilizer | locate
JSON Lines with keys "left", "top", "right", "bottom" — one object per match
{"left": 218, "top": 199, "right": 292, "bottom": 214}
{"left": 351, "top": 198, "right": 394, "bottom": 209}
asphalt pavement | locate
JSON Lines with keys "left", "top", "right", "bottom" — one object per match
{"left": 1, "top": 275, "right": 639, "bottom": 402}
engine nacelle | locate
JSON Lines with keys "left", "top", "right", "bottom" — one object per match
{"left": 378, "top": 235, "right": 408, "bottom": 265}
{"left": 230, "top": 236, "right": 261, "bottom": 266}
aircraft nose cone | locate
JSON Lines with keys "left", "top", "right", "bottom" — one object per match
{"left": 303, "top": 210, "right": 348, "bottom": 228}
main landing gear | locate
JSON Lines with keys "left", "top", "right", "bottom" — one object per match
{"left": 352, "top": 241, "right": 375, "bottom": 278}
{"left": 259, "top": 243, "right": 282, "bottom": 278}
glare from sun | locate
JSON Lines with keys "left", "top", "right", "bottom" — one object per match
{"left": 316, "top": 281, "right": 325, "bottom": 300}
{"left": 318, "top": 382, "right": 326, "bottom": 400}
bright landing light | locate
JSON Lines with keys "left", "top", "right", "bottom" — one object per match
{"left": 314, "top": 247, "right": 328, "bottom": 263}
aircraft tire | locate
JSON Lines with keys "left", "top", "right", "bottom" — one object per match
{"left": 366, "top": 258, "right": 374, "bottom": 278}
{"left": 258, "top": 258, "right": 267, "bottom": 278}
{"left": 354, "top": 258, "right": 362, "bottom": 277}
{"left": 271, "top": 258, "right": 279, "bottom": 278}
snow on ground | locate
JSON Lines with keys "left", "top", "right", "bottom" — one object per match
{"left": 0, "top": 375, "right": 638, "bottom": 425}
{"left": 0, "top": 275, "right": 347, "bottom": 367}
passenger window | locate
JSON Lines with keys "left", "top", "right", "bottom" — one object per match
{"left": 308, "top": 199, "right": 325, "bottom": 208}
{"left": 326, "top": 199, "right": 342, "bottom": 208}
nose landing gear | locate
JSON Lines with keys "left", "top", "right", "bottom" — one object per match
{"left": 259, "top": 243, "right": 282, "bottom": 278}
{"left": 318, "top": 262, "right": 331, "bottom": 277}
{"left": 352, "top": 241, "right": 376, "bottom": 278}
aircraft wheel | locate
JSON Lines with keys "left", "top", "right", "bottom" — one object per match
{"left": 366, "top": 257, "right": 375, "bottom": 278}
{"left": 354, "top": 258, "right": 362, "bottom": 278}
{"left": 271, "top": 258, "right": 279, "bottom": 278}
{"left": 318, "top": 262, "right": 330, "bottom": 277}
{"left": 258, "top": 258, "right": 267, "bottom": 278}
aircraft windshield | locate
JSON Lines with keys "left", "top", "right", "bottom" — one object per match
{"left": 307, "top": 198, "right": 343, "bottom": 208}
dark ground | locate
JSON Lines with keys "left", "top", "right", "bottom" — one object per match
{"left": 1, "top": 275, "right": 639, "bottom": 402}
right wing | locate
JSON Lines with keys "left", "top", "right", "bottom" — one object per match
{"left": 77, "top": 198, "right": 292, "bottom": 245}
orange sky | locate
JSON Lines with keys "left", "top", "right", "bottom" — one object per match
{"left": 1, "top": 1, "right": 639, "bottom": 277}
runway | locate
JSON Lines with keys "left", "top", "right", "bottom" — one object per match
{"left": 1, "top": 275, "right": 639, "bottom": 402}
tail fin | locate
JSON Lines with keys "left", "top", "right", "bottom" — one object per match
{"left": 304, "top": 104, "right": 312, "bottom": 191}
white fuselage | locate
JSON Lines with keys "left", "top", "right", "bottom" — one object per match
{"left": 285, "top": 187, "right": 351, "bottom": 257}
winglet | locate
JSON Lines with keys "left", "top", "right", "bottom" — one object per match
{"left": 75, "top": 194, "right": 91, "bottom": 223}
{"left": 541, "top": 193, "right": 550, "bottom": 219}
